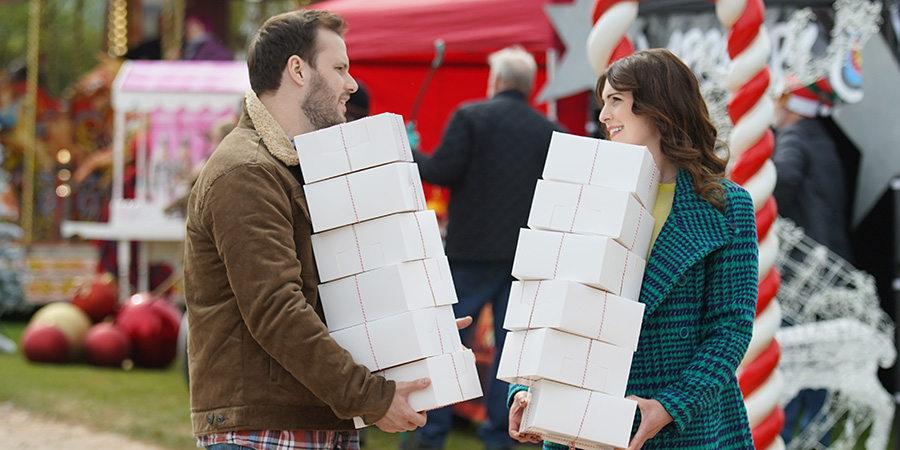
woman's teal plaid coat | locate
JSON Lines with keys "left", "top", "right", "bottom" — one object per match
{"left": 511, "top": 169, "right": 759, "bottom": 449}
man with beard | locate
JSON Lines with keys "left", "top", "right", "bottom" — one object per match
{"left": 183, "top": 10, "right": 435, "bottom": 450}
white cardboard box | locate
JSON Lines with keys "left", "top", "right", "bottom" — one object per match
{"left": 527, "top": 179, "right": 655, "bottom": 258}
{"left": 520, "top": 379, "right": 637, "bottom": 450}
{"left": 295, "top": 113, "right": 413, "bottom": 184}
{"left": 311, "top": 210, "right": 444, "bottom": 283}
{"left": 304, "top": 162, "right": 427, "bottom": 232}
{"left": 504, "top": 280, "right": 645, "bottom": 351}
{"left": 330, "top": 304, "right": 462, "bottom": 372}
{"left": 511, "top": 228, "right": 646, "bottom": 299}
{"left": 542, "top": 131, "right": 660, "bottom": 210}
{"left": 319, "top": 256, "right": 458, "bottom": 332}
{"left": 376, "top": 349, "right": 482, "bottom": 412}
{"left": 620, "top": 247, "right": 646, "bottom": 302}
{"left": 497, "top": 327, "right": 633, "bottom": 397}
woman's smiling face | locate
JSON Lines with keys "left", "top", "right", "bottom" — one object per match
{"left": 598, "top": 82, "right": 661, "bottom": 151}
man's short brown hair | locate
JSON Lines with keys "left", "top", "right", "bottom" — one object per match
{"left": 247, "top": 10, "right": 347, "bottom": 96}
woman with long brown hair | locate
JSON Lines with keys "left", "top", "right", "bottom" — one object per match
{"left": 508, "top": 48, "right": 758, "bottom": 450}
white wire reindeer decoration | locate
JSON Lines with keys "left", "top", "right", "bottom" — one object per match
{"left": 774, "top": 218, "right": 895, "bottom": 450}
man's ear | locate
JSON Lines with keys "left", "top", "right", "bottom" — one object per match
{"left": 285, "top": 54, "right": 306, "bottom": 87}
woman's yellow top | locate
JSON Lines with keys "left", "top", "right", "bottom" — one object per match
{"left": 648, "top": 182, "right": 676, "bottom": 255}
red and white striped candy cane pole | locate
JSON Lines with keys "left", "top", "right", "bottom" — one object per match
{"left": 717, "top": 1, "right": 784, "bottom": 448}
{"left": 587, "top": 1, "right": 784, "bottom": 449}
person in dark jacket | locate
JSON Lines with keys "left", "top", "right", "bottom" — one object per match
{"left": 402, "top": 46, "right": 562, "bottom": 450}
{"left": 772, "top": 78, "right": 850, "bottom": 445}
{"left": 771, "top": 79, "right": 854, "bottom": 262}
{"left": 509, "top": 48, "right": 758, "bottom": 450}
{"left": 181, "top": 14, "right": 233, "bottom": 61}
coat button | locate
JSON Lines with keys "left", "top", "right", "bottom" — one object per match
{"left": 216, "top": 414, "right": 225, "bottom": 424}
{"left": 676, "top": 275, "right": 687, "bottom": 286}
{"left": 206, "top": 414, "right": 213, "bottom": 424}
{"left": 680, "top": 327, "right": 689, "bottom": 339}
{"left": 728, "top": 222, "right": 738, "bottom": 231}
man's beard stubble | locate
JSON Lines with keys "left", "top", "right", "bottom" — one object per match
{"left": 302, "top": 69, "right": 347, "bottom": 131}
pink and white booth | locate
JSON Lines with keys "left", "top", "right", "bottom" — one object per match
{"left": 61, "top": 60, "right": 249, "bottom": 298}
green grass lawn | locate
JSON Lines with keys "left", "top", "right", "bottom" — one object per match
{"left": 2, "top": 319, "right": 895, "bottom": 450}
{"left": 0, "top": 320, "right": 485, "bottom": 450}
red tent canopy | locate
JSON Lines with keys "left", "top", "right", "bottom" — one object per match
{"left": 310, "top": 0, "right": 589, "bottom": 154}
{"left": 321, "top": 0, "right": 559, "bottom": 64}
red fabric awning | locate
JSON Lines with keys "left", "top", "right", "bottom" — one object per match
{"left": 306, "top": 0, "right": 589, "bottom": 157}
{"left": 313, "top": 0, "right": 559, "bottom": 64}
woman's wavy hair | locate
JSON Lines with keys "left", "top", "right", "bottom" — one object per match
{"left": 596, "top": 48, "right": 728, "bottom": 212}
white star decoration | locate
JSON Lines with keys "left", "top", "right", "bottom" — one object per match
{"left": 538, "top": 0, "right": 600, "bottom": 103}
{"left": 832, "top": 33, "right": 900, "bottom": 226}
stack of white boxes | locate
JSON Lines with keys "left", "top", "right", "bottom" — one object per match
{"left": 497, "top": 131, "right": 660, "bottom": 449}
{"left": 294, "top": 113, "right": 482, "bottom": 427}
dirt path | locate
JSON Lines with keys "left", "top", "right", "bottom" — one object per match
{"left": 0, "top": 402, "right": 172, "bottom": 450}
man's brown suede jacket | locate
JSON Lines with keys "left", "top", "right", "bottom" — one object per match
{"left": 184, "top": 91, "right": 395, "bottom": 436}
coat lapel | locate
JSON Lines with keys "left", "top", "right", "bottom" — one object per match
{"left": 639, "top": 169, "right": 734, "bottom": 315}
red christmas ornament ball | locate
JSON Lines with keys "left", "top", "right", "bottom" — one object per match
{"left": 83, "top": 322, "right": 132, "bottom": 367}
{"left": 116, "top": 293, "right": 182, "bottom": 368}
{"left": 71, "top": 272, "right": 119, "bottom": 323}
{"left": 21, "top": 323, "right": 70, "bottom": 363}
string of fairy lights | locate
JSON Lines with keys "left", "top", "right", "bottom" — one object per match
{"left": 107, "top": 0, "right": 128, "bottom": 57}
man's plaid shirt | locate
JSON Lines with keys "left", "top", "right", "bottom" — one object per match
{"left": 198, "top": 429, "right": 359, "bottom": 450}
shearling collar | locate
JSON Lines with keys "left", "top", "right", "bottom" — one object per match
{"left": 244, "top": 90, "right": 299, "bottom": 167}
